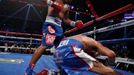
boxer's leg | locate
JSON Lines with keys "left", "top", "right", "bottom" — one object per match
{"left": 91, "top": 61, "right": 123, "bottom": 75}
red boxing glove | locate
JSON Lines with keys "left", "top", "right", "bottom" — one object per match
{"left": 47, "top": 0, "right": 63, "bottom": 13}
{"left": 70, "top": 20, "right": 84, "bottom": 28}
{"left": 75, "top": 20, "right": 84, "bottom": 28}
{"left": 35, "top": 69, "right": 48, "bottom": 75}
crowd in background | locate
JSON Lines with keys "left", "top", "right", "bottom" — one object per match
{"left": 0, "top": 41, "right": 133, "bottom": 58}
{"left": 0, "top": 42, "right": 35, "bottom": 54}
{"left": 110, "top": 43, "right": 129, "bottom": 58}
{"left": 105, "top": 43, "right": 134, "bottom": 73}
{"left": 0, "top": 42, "right": 52, "bottom": 55}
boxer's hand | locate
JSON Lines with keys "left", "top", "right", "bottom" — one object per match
{"left": 70, "top": 20, "right": 84, "bottom": 28}
{"left": 75, "top": 20, "right": 84, "bottom": 28}
{"left": 47, "top": 0, "right": 62, "bottom": 13}
{"left": 24, "top": 64, "right": 35, "bottom": 75}
{"left": 107, "top": 50, "right": 116, "bottom": 62}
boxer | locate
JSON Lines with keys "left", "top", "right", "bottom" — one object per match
{"left": 25, "top": 0, "right": 84, "bottom": 75}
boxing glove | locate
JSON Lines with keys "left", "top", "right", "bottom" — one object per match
{"left": 75, "top": 20, "right": 84, "bottom": 28}
{"left": 47, "top": 0, "right": 62, "bottom": 13}
{"left": 25, "top": 64, "right": 35, "bottom": 75}
{"left": 70, "top": 20, "right": 84, "bottom": 28}
{"left": 35, "top": 69, "right": 48, "bottom": 75}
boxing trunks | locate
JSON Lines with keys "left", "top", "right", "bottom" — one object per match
{"left": 42, "top": 16, "right": 64, "bottom": 48}
{"left": 54, "top": 39, "right": 96, "bottom": 75}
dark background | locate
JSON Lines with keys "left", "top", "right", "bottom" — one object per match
{"left": 0, "top": 0, "right": 133, "bottom": 34}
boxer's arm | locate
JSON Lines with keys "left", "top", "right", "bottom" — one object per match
{"left": 61, "top": 4, "right": 71, "bottom": 24}
{"left": 47, "top": 0, "right": 63, "bottom": 13}
{"left": 62, "top": 8, "right": 84, "bottom": 28}
{"left": 82, "top": 36, "right": 116, "bottom": 61}
{"left": 94, "top": 41, "right": 116, "bottom": 61}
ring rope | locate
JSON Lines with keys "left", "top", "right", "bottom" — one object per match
{"left": 0, "top": 31, "right": 42, "bottom": 37}
{"left": 0, "top": 35, "right": 41, "bottom": 41}
{"left": 65, "top": 4, "right": 134, "bottom": 34}
{"left": 99, "top": 37, "right": 134, "bottom": 43}
{"left": 0, "top": 20, "right": 133, "bottom": 44}
{"left": 81, "top": 19, "right": 134, "bottom": 35}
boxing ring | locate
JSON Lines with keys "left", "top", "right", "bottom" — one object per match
{"left": 0, "top": 53, "right": 134, "bottom": 75}
{"left": 0, "top": 19, "right": 134, "bottom": 75}
{"left": 0, "top": 2, "right": 134, "bottom": 75}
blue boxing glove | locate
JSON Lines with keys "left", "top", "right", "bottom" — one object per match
{"left": 25, "top": 64, "right": 35, "bottom": 75}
